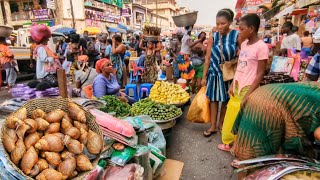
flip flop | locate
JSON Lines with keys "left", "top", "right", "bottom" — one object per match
{"left": 218, "top": 144, "right": 232, "bottom": 152}
{"left": 231, "top": 159, "right": 240, "bottom": 169}
{"left": 203, "top": 130, "right": 217, "bottom": 137}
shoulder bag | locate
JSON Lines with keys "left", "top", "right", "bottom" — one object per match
{"left": 219, "top": 34, "right": 238, "bottom": 81}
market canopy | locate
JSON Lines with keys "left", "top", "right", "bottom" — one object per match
{"left": 117, "top": 23, "right": 130, "bottom": 31}
{"left": 53, "top": 27, "right": 76, "bottom": 35}
{"left": 81, "top": 27, "right": 102, "bottom": 35}
{"left": 107, "top": 27, "right": 126, "bottom": 34}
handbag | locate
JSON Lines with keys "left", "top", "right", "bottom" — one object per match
{"left": 219, "top": 34, "right": 238, "bottom": 82}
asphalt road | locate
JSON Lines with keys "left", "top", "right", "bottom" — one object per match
{"left": 166, "top": 106, "right": 236, "bottom": 180}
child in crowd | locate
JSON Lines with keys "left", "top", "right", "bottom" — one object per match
{"left": 218, "top": 14, "right": 269, "bottom": 152}
{"left": 0, "top": 37, "right": 17, "bottom": 90}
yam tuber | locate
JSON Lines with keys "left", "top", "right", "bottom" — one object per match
{"left": 16, "top": 107, "right": 27, "bottom": 121}
{"left": 76, "top": 154, "right": 93, "bottom": 171}
{"left": 68, "top": 103, "right": 86, "bottom": 123}
{"left": 64, "top": 127, "right": 80, "bottom": 139}
{"left": 24, "top": 132, "right": 41, "bottom": 149}
{"left": 21, "top": 146, "right": 39, "bottom": 175}
{"left": 36, "top": 168, "right": 64, "bottom": 180}
{"left": 16, "top": 122, "right": 31, "bottom": 139}
{"left": 35, "top": 134, "right": 64, "bottom": 152}
{"left": 51, "top": 132, "right": 65, "bottom": 141}
{"left": 87, "top": 130, "right": 103, "bottom": 154}
{"left": 3, "top": 128, "right": 17, "bottom": 153}
{"left": 37, "top": 158, "right": 49, "bottom": 172}
{"left": 61, "top": 118, "right": 73, "bottom": 133}
{"left": 45, "top": 109, "right": 65, "bottom": 123}
{"left": 29, "top": 165, "right": 40, "bottom": 177}
{"left": 25, "top": 118, "right": 38, "bottom": 133}
{"left": 45, "top": 123, "right": 60, "bottom": 134}
{"left": 64, "top": 135, "right": 83, "bottom": 154}
{"left": 74, "top": 121, "right": 89, "bottom": 132}
{"left": 35, "top": 118, "right": 50, "bottom": 131}
{"left": 42, "top": 152, "right": 61, "bottom": 167}
{"left": 31, "top": 109, "right": 46, "bottom": 119}
{"left": 79, "top": 128, "right": 88, "bottom": 145}
{"left": 57, "top": 157, "right": 76, "bottom": 179}
{"left": 6, "top": 116, "right": 23, "bottom": 129}
{"left": 11, "top": 139, "right": 26, "bottom": 165}
{"left": 63, "top": 114, "right": 73, "bottom": 124}
{"left": 61, "top": 151, "right": 75, "bottom": 160}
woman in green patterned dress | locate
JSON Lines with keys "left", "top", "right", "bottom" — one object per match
{"left": 231, "top": 82, "right": 320, "bottom": 163}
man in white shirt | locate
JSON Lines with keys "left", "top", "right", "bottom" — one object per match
{"left": 281, "top": 21, "right": 302, "bottom": 55}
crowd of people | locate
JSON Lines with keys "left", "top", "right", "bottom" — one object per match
{"left": 0, "top": 7, "right": 320, "bottom": 169}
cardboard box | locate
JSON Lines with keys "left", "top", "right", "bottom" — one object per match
{"left": 156, "top": 159, "right": 184, "bottom": 180}
{"left": 166, "top": 66, "right": 173, "bottom": 80}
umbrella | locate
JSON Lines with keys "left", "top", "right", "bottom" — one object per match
{"left": 81, "top": 27, "right": 102, "bottom": 35}
{"left": 133, "top": 30, "right": 142, "bottom": 36}
{"left": 54, "top": 27, "right": 76, "bottom": 35}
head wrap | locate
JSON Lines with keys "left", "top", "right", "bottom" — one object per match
{"left": 30, "top": 25, "right": 51, "bottom": 43}
{"left": 78, "top": 55, "right": 89, "bottom": 62}
{"left": 95, "top": 58, "right": 111, "bottom": 74}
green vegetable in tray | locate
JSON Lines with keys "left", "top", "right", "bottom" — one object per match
{"left": 99, "top": 95, "right": 131, "bottom": 118}
{"left": 130, "top": 98, "right": 182, "bottom": 120}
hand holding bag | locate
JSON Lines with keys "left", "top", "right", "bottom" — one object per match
{"left": 219, "top": 34, "right": 238, "bottom": 81}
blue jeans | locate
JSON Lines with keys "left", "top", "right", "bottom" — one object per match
{"left": 302, "top": 47, "right": 312, "bottom": 56}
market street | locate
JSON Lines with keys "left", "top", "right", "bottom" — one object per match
{"left": 167, "top": 107, "right": 235, "bottom": 180}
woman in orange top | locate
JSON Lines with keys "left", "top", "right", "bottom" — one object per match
{"left": 0, "top": 37, "right": 17, "bottom": 89}
{"left": 301, "top": 31, "right": 313, "bottom": 56}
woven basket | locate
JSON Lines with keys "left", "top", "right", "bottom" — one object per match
{"left": 1, "top": 98, "right": 103, "bottom": 180}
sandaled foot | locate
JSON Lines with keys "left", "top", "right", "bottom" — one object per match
{"left": 231, "top": 159, "right": 240, "bottom": 169}
{"left": 203, "top": 130, "right": 217, "bottom": 137}
{"left": 218, "top": 144, "right": 232, "bottom": 152}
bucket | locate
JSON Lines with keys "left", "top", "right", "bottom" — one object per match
{"left": 177, "top": 78, "right": 187, "bottom": 89}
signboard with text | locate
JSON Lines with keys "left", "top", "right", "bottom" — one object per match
{"left": 46, "top": 0, "right": 56, "bottom": 9}
{"left": 246, "top": 0, "right": 264, "bottom": 6}
{"left": 31, "top": 9, "right": 54, "bottom": 21}
{"left": 101, "top": 0, "right": 123, "bottom": 8}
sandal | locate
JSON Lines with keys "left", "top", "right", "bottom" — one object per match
{"left": 203, "top": 130, "right": 217, "bottom": 137}
{"left": 231, "top": 159, "right": 240, "bottom": 169}
{"left": 218, "top": 144, "right": 232, "bottom": 152}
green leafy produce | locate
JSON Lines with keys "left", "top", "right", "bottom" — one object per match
{"left": 99, "top": 96, "right": 131, "bottom": 118}
{"left": 131, "top": 98, "right": 182, "bottom": 120}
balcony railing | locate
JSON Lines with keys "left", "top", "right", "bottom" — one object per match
{"left": 11, "top": 11, "right": 31, "bottom": 21}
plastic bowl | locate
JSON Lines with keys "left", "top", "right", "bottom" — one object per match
{"left": 172, "top": 11, "right": 198, "bottom": 27}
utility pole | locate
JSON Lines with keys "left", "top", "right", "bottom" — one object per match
{"left": 69, "top": 0, "right": 75, "bottom": 29}
{"left": 156, "top": 0, "right": 158, "bottom": 27}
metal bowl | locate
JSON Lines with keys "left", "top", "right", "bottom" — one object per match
{"left": 172, "top": 11, "right": 198, "bottom": 27}
{"left": 144, "top": 35, "right": 158, "bottom": 42}
{"left": 0, "top": 25, "right": 13, "bottom": 38}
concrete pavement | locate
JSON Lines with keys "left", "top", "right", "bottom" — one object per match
{"left": 166, "top": 106, "right": 236, "bottom": 180}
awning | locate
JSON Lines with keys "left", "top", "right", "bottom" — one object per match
{"left": 117, "top": 23, "right": 130, "bottom": 31}
{"left": 107, "top": 27, "right": 127, "bottom": 34}
{"left": 290, "top": 8, "right": 308, "bottom": 15}
{"left": 275, "top": 5, "right": 295, "bottom": 19}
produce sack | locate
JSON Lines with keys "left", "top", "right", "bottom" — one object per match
{"left": 187, "top": 87, "right": 210, "bottom": 123}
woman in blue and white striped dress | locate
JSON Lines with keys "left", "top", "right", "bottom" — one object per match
{"left": 202, "top": 9, "right": 240, "bottom": 137}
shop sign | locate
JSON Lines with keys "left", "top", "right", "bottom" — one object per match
{"left": 247, "top": 6, "right": 259, "bottom": 13}
{"left": 247, "top": 0, "right": 264, "bottom": 6}
{"left": 85, "top": 8, "right": 120, "bottom": 23}
{"left": 123, "top": 0, "right": 132, "bottom": 3}
{"left": 31, "top": 9, "right": 54, "bottom": 21}
{"left": 101, "top": 0, "right": 123, "bottom": 8}
{"left": 46, "top": 0, "right": 56, "bottom": 9}
{"left": 122, "top": 7, "right": 132, "bottom": 17}
{"left": 85, "top": 19, "right": 101, "bottom": 27}
{"left": 297, "top": 0, "right": 320, "bottom": 8}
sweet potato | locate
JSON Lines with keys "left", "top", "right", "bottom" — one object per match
{"left": 64, "top": 127, "right": 80, "bottom": 139}
{"left": 35, "top": 118, "right": 50, "bottom": 131}
{"left": 31, "top": 109, "right": 46, "bottom": 119}
{"left": 87, "top": 130, "right": 103, "bottom": 154}
{"left": 6, "top": 116, "right": 23, "bottom": 129}
{"left": 61, "top": 151, "right": 75, "bottom": 160}
{"left": 24, "top": 132, "right": 41, "bottom": 149}
{"left": 68, "top": 103, "right": 86, "bottom": 123}
{"left": 37, "top": 158, "right": 49, "bottom": 172}
{"left": 79, "top": 128, "right": 88, "bottom": 145}
{"left": 35, "top": 168, "right": 64, "bottom": 180}
{"left": 57, "top": 157, "right": 76, "bottom": 179}
{"left": 61, "top": 118, "right": 73, "bottom": 133}
{"left": 35, "top": 134, "right": 64, "bottom": 152}
{"left": 73, "top": 121, "right": 89, "bottom": 132}
{"left": 11, "top": 139, "right": 26, "bottom": 165}
{"left": 64, "top": 135, "right": 83, "bottom": 154}
{"left": 42, "top": 152, "right": 61, "bottom": 167}
{"left": 16, "top": 122, "right": 31, "bottom": 139}
{"left": 21, "top": 146, "right": 39, "bottom": 175}
{"left": 3, "top": 128, "right": 17, "bottom": 153}
{"left": 16, "top": 107, "right": 27, "bottom": 121}
{"left": 76, "top": 155, "right": 93, "bottom": 171}
{"left": 45, "top": 109, "right": 65, "bottom": 123}
{"left": 45, "top": 123, "right": 60, "bottom": 134}
{"left": 25, "top": 118, "right": 38, "bottom": 133}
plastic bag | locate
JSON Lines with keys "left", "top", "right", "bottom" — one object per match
{"left": 147, "top": 125, "right": 166, "bottom": 155}
{"left": 187, "top": 87, "right": 210, "bottom": 123}
{"left": 102, "top": 163, "right": 144, "bottom": 180}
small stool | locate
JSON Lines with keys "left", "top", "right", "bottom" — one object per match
{"left": 140, "top": 83, "right": 153, "bottom": 93}
{"left": 129, "top": 70, "right": 139, "bottom": 83}
{"left": 139, "top": 87, "right": 149, "bottom": 99}
{"left": 125, "top": 84, "right": 139, "bottom": 101}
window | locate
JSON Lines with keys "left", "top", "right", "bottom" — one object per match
{"left": 10, "top": 2, "right": 19, "bottom": 13}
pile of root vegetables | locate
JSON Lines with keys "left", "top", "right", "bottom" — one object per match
{"left": 3, "top": 102, "right": 103, "bottom": 180}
